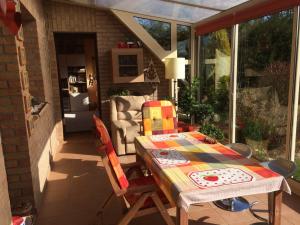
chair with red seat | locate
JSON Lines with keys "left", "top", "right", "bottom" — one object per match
{"left": 142, "top": 100, "right": 177, "bottom": 136}
{"left": 93, "top": 115, "right": 174, "bottom": 225}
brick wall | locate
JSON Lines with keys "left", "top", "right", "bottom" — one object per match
{"left": 0, "top": 22, "right": 34, "bottom": 206}
{"left": 45, "top": 1, "right": 169, "bottom": 126}
{"left": 23, "top": 19, "right": 45, "bottom": 100}
{"left": 20, "top": 0, "right": 62, "bottom": 209}
{"left": 0, "top": 0, "right": 62, "bottom": 210}
{"left": 0, "top": 133, "right": 12, "bottom": 225}
{"left": 0, "top": 0, "right": 169, "bottom": 212}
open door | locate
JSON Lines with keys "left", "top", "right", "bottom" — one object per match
{"left": 55, "top": 33, "right": 100, "bottom": 135}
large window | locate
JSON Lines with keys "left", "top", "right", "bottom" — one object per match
{"left": 134, "top": 17, "right": 171, "bottom": 50}
{"left": 236, "top": 10, "right": 293, "bottom": 161}
{"left": 198, "top": 29, "right": 232, "bottom": 142}
{"left": 177, "top": 24, "right": 191, "bottom": 59}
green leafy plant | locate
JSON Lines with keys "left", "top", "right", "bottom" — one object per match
{"left": 200, "top": 124, "right": 224, "bottom": 141}
{"left": 192, "top": 104, "right": 214, "bottom": 124}
{"left": 178, "top": 78, "right": 199, "bottom": 117}
{"left": 107, "top": 87, "right": 130, "bottom": 97}
{"left": 242, "top": 119, "right": 271, "bottom": 141}
{"left": 178, "top": 78, "right": 215, "bottom": 124}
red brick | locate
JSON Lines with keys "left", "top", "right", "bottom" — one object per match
{"left": 9, "top": 190, "right": 22, "bottom": 198}
{"left": 0, "top": 55, "right": 18, "bottom": 63}
{"left": 2, "top": 144, "right": 17, "bottom": 152}
{"left": 0, "top": 37, "right": 15, "bottom": 45}
{"left": 4, "top": 45, "right": 17, "bottom": 54}
{"left": 6, "top": 167, "right": 31, "bottom": 175}
{"left": 0, "top": 80, "right": 8, "bottom": 88}
{"left": 6, "top": 63, "right": 19, "bottom": 72}
{"left": 7, "top": 175, "right": 20, "bottom": 183}
{"left": 4, "top": 151, "right": 29, "bottom": 160}
{"left": 0, "top": 63, "right": 5, "bottom": 71}
{"left": 0, "top": 129, "right": 15, "bottom": 138}
{"left": 8, "top": 80, "right": 21, "bottom": 88}
{"left": 20, "top": 174, "right": 32, "bottom": 182}
{"left": 5, "top": 160, "right": 18, "bottom": 168}
{"left": 9, "top": 181, "right": 32, "bottom": 189}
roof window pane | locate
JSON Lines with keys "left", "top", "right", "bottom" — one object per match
{"left": 134, "top": 17, "right": 171, "bottom": 50}
{"left": 177, "top": 24, "right": 191, "bottom": 59}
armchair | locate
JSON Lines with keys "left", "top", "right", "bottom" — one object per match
{"left": 110, "top": 95, "right": 150, "bottom": 155}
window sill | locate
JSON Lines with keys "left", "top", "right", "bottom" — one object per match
{"left": 31, "top": 102, "right": 47, "bottom": 116}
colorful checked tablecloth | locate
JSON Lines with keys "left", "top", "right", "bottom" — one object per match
{"left": 135, "top": 132, "right": 291, "bottom": 211}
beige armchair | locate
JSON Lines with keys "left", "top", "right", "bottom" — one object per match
{"left": 110, "top": 95, "right": 150, "bottom": 155}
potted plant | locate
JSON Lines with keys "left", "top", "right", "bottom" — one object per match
{"left": 107, "top": 87, "right": 130, "bottom": 97}
{"left": 242, "top": 119, "right": 272, "bottom": 161}
{"left": 199, "top": 123, "right": 224, "bottom": 141}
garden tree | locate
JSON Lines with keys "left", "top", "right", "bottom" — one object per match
{"left": 178, "top": 78, "right": 214, "bottom": 124}
{"left": 238, "top": 10, "right": 292, "bottom": 104}
{"left": 205, "top": 28, "right": 231, "bottom": 57}
{"left": 239, "top": 10, "right": 292, "bottom": 71}
{"left": 199, "top": 29, "right": 231, "bottom": 119}
{"left": 177, "top": 25, "right": 191, "bottom": 59}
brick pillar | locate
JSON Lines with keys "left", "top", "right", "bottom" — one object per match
{"left": 0, "top": 24, "right": 35, "bottom": 206}
{"left": 0, "top": 133, "right": 12, "bottom": 225}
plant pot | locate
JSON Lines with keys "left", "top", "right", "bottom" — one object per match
{"left": 245, "top": 138, "right": 269, "bottom": 161}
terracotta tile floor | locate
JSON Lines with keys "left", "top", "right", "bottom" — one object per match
{"left": 36, "top": 132, "right": 300, "bottom": 225}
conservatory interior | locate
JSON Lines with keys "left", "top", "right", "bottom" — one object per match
{"left": 1, "top": 0, "right": 300, "bottom": 225}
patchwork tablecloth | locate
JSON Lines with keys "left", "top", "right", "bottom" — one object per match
{"left": 135, "top": 132, "right": 291, "bottom": 211}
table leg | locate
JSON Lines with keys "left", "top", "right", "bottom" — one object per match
{"left": 176, "top": 207, "right": 188, "bottom": 225}
{"left": 269, "top": 190, "right": 283, "bottom": 225}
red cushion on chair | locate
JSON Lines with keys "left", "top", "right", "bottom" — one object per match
{"left": 125, "top": 176, "right": 169, "bottom": 209}
{"left": 105, "top": 141, "right": 129, "bottom": 189}
{"left": 93, "top": 115, "right": 129, "bottom": 190}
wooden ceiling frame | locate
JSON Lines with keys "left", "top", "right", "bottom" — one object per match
{"left": 112, "top": 9, "right": 193, "bottom": 61}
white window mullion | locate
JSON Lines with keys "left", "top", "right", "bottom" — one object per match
{"left": 229, "top": 24, "right": 239, "bottom": 143}
{"left": 287, "top": 6, "right": 300, "bottom": 161}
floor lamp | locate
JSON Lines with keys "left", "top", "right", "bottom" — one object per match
{"left": 164, "top": 58, "right": 185, "bottom": 106}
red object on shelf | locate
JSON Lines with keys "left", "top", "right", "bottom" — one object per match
{"left": 117, "top": 41, "right": 129, "bottom": 48}
{"left": 12, "top": 216, "right": 24, "bottom": 225}
{"left": 0, "top": 0, "right": 21, "bottom": 35}
{"left": 177, "top": 121, "right": 198, "bottom": 133}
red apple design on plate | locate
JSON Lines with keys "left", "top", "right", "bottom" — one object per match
{"left": 203, "top": 175, "right": 219, "bottom": 182}
{"left": 160, "top": 151, "right": 169, "bottom": 156}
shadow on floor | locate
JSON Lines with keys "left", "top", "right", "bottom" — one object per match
{"left": 36, "top": 132, "right": 299, "bottom": 225}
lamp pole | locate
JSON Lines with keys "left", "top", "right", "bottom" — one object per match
{"left": 173, "top": 78, "right": 178, "bottom": 106}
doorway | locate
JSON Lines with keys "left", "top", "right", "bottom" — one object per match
{"left": 54, "top": 33, "right": 100, "bottom": 135}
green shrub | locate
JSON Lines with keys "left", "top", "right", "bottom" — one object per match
{"left": 200, "top": 124, "right": 224, "bottom": 141}
{"left": 192, "top": 104, "right": 214, "bottom": 124}
{"left": 243, "top": 119, "right": 270, "bottom": 141}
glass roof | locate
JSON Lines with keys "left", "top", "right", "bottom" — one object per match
{"left": 67, "top": 0, "right": 250, "bottom": 23}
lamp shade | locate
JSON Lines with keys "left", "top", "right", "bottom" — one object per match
{"left": 164, "top": 58, "right": 185, "bottom": 80}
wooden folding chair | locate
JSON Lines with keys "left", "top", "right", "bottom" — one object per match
{"left": 93, "top": 115, "right": 174, "bottom": 225}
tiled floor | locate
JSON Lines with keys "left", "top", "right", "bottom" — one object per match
{"left": 36, "top": 132, "right": 300, "bottom": 225}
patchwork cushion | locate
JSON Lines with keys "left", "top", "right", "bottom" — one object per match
{"left": 93, "top": 115, "right": 129, "bottom": 189}
{"left": 142, "top": 100, "right": 177, "bottom": 136}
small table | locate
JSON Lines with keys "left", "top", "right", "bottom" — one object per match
{"left": 135, "top": 132, "right": 291, "bottom": 225}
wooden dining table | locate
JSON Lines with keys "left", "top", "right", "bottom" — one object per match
{"left": 134, "top": 132, "right": 291, "bottom": 225}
